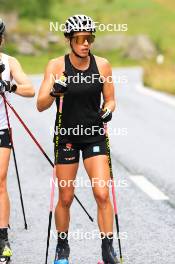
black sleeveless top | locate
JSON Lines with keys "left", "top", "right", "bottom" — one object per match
{"left": 54, "top": 53, "right": 105, "bottom": 144}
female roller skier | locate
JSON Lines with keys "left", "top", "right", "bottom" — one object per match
{"left": 0, "top": 19, "right": 35, "bottom": 262}
{"left": 37, "top": 15, "right": 119, "bottom": 264}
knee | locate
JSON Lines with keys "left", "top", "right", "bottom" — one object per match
{"left": 94, "top": 190, "right": 110, "bottom": 208}
{"left": 59, "top": 192, "right": 74, "bottom": 208}
{"left": 0, "top": 173, "right": 7, "bottom": 195}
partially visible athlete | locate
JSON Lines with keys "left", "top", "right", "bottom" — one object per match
{"left": 0, "top": 19, "right": 35, "bottom": 262}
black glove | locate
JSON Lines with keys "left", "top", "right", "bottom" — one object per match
{"left": 0, "top": 62, "right": 5, "bottom": 74}
{"left": 0, "top": 80, "right": 11, "bottom": 93}
{"left": 50, "top": 71, "right": 68, "bottom": 97}
{"left": 99, "top": 107, "right": 112, "bottom": 123}
{"left": 0, "top": 80, "right": 17, "bottom": 94}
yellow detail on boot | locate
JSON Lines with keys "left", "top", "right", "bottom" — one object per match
{"left": 2, "top": 246, "right": 12, "bottom": 257}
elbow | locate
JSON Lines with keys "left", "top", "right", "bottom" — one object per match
{"left": 37, "top": 107, "right": 44, "bottom": 112}
{"left": 27, "top": 87, "right": 35, "bottom": 97}
{"left": 37, "top": 100, "right": 44, "bottom": 112}
{"left": 37, "top": 104, "right": 44, "bottom": 112}
{"left": 27, "top": 83, "right": 35, "bottom": 97}
{"left": 31, "top": 88, "right": 35, "bottom": 97}
{"left": 37, "top": 108, "right": 43, "bottom": 112}
{"left": 30, "top": 90, "right": 35, "bottom": 97}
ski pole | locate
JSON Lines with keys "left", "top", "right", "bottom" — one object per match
{"left": 45, "top": 165, "right": 56, "bottom": 264}
{"left": 45, "top": 94, "right": 63, "bottom": 264}
{"left": 1, "top": 95, "right": 93, "bottom": 222}
{"left": 104, "top": 123, "right": 123, "bottom": 264}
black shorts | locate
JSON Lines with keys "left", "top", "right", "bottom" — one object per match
{"left": 0, "top": 129, "right": 12, "bottom": 149}
{"left": 54, "top": 139, "right": 108, "bottom": 164}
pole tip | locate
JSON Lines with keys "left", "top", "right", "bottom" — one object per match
{"left": 89, "top": 216, "right": 94, "bottom": 222}
{"left": 120, "top": 257, "right": 124, "bottom": 264}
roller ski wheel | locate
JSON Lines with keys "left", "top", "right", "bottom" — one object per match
{"left": 98, "top": 255, "right": 120, "bottom": 263}
{"left": 0, "top": 257, "right": 10, "bottom": 263}
{"left": 98, "top": 262, "right": 115, "bottom": 264}
{"left": 54, "top": 260, "right": 69, "bottom": 264}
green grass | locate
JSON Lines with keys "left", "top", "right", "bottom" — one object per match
{"left": 143, "top": 62, "right": 175, "bottom": 95}
{"left": 6, "top": 0, "right": 175, "bottom": 61}
{"left": 15, "top": 48, "right": 66, "bottom": 74}
{"left": 16, "top": 54, "right": 51, "bottom": 74}
{"left": 15, "top": 50, "right": 138, "bottom": 74}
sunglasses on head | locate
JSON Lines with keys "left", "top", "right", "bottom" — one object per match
{"left": 71, "top": 34, "right": 95, "bottom": 45}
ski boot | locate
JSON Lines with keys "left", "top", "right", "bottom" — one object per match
{"left": 54, "top": 239, "right": 70, "bottom": 264}
{"left": 0, "top": 241, "right": 12, "bottom": 262}
{"left": 102, "top": 237, "right": 119, "bottom": 264}
{"left": 0, "top": 231, "right": 12, "bottom": 263}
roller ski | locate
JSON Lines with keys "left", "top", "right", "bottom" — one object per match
{"left": 0, "top": 229, "right": 12, "bottom": 263}
{"left": 54, "top": 236, "right": 70, "bottom": 264}
{"left": 0, "top": 241, "right": 12, "bottom": 263}
{"left": 0, "top": 257, "right": 10, "bottom": 263}
{"left": 100, "top": 237, "right": 119, "bottom": 264}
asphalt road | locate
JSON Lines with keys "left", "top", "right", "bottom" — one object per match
{"left": 6, "top": 69, "right": 175, "bottom": 263}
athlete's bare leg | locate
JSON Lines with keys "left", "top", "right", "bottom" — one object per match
{"left": 55, "top": 163, "right": 79, "bottom": 232}
{"left": 0, "top": 148, "right": 11, "bottom": 227}
{"left": 84, "top": 155, "right": 113, "bottom": 235}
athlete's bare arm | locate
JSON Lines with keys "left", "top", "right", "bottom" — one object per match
{"left": 37, "top": 57, "right": 64, "bottom": 112}
{"left": 96, "top": 56, "right": 116, "bottom": 112}
{"left": 9, "top": 56, "right": 35, "bottom": 97}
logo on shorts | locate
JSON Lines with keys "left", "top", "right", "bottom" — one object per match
{"left": 66, "top": 143, "right": 72, "bottom": 149}
{"left": 65, "top": 157, "right": 76, "bottom": 161}
{"left": 63, "top": 143, "right": 74, "bottom": 152}
{"left": 93, "top": 146, "right": 100, "bottom": 153}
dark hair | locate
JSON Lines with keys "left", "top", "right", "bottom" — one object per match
{"left": 64, "top": 31, "right": 74, "bottom": 39}
{"left": 64, "top": 30, "right": 93, "bottom": 39}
